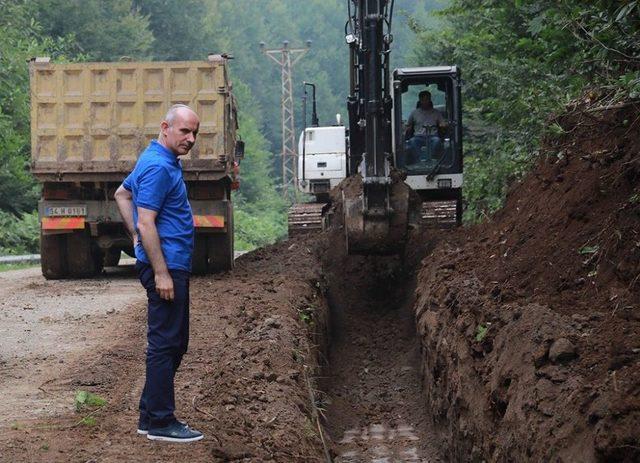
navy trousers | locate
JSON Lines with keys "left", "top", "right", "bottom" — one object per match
{"left": 135, "top": 260, "right": 190, "bottom": 429}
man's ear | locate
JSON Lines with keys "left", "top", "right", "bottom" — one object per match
{"left": 160, "top": 120, "right": 169, "bottom": 137}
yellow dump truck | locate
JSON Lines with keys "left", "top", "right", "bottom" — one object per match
{"left": 29, "top": 55, "right": 243, "bottom": 278}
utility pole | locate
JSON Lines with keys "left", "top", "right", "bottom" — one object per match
{"left": 260, "top": 40, "right": 311, "bottom": 200}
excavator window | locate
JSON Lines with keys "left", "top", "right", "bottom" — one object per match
{"left": 398, "top": 78, "right": 457, "bottom": 174}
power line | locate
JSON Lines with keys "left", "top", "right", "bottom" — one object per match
{"left": 260, "top": 40, "right": 311, "bottom": 201}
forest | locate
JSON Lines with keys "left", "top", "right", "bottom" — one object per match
{"left": 0, "top": 0, "right": 638, "bottom": 253}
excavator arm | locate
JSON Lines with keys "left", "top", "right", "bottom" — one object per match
{"left": 343, "top": 0, "right": 410, "bottom": 254}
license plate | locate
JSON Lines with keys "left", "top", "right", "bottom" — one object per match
{"left": 45, "top": 205, "right": 87, "bottom": 217}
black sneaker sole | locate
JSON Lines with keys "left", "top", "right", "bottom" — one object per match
{"left": 147, "top": 433, "right": 203, "bottom": 443}
{"left": 137, "top": 429, "right": 148, "bottom": 435}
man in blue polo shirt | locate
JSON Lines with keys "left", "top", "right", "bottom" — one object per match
{"left": 114, "top": 104, "right": 203, "bottom": 443}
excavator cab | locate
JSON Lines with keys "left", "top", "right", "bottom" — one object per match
{"left": 393, "top": 67, "right": 464, "bottom": 226}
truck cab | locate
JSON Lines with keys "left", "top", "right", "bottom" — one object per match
{"left": 296, "top": 125, "right": 347, "bottom": 199}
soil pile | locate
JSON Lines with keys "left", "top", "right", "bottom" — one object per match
{"left": 332, "top": 170, "right": 422, "bottom": 255}
{"left": 0, "top": 237, "right": 329, "bottom": 463}
{"left": 414, "top": 98, "right": 640, "bottom": 461}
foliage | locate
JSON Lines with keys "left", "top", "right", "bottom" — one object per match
{"left": 0, "top": 0, "right": 80, "bottom": 215}
{"left": 34, "top": 0, "right": 154, "bottom": 61}
{"left": 74, "top": 390, "right": 107, "bottom": 412}
{"left": 232, "top": 82, "right": 289, "bottom": 250}
{"left": 410, "top": 0, "right": 640, "bottom": 221}
{"left": 132, "top": 0, "right": 219, "bottom": 61}
{"left": 475, "top": 324, "right": 488, "bottom": 342}
{"left": 74, "top": 390, "right": 106, "bottom": 427}
{"left": 0, "top": 262, "right": 37, "bottom": 273}
{"left": 0, "top": 209, "right": 39, "bottom": 256}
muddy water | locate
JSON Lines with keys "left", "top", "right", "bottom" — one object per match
{"left": 320, "top": 254, "right": 443, "bottom": 462}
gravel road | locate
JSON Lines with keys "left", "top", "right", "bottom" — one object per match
{"left": 0, "top": 252, "right": 248, "bottom": 428}
{"left": 0, "top": 263, "right": 144, "bottom": 426}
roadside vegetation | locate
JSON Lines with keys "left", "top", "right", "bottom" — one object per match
{"left": 0, "top": 262, "right": 37, "bottom": 273}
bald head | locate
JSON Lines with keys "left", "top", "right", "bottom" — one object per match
{"left": 164, "top": 104, "right": 198, "bottom": 127}
{"left": 159, "top": 104, "right": 200, "bottom": 156}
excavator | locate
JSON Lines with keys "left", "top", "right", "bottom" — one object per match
{"left": 289, "top": 0, "right": 463, "bottom": 254}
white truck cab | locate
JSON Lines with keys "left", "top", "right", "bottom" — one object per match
{"left": 297, "top": 125, "right": 347, "bottom": 197}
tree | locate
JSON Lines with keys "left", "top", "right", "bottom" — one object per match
{"left": 231, "top": 81, "right": 288, "bottom": 250}
{"left": 132, "top": 0, "right": 218, "bottom": 61}
{"left": 0, "top": 0, "right": 79, "bottom": 214}
{"left": 34, "top": 0, "right": 154, "bottom": 61}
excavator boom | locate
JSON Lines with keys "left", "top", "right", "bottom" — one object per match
{"left": 344, "top": 0, "right": 409, "bottom": 255}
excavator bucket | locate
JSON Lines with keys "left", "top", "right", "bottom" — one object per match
{"left": 342, "top": 176, "right": 410, "bottom": 255}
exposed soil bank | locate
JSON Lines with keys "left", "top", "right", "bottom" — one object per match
{"left": 414, "top": 99, "right": 640, "bottom": 461}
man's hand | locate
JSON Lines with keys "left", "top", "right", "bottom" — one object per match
{"left": 137, "top": 207, "right": 173, "bottom": 300}
{"left": 155, "top": 271, "right": 174, "bottom": 301}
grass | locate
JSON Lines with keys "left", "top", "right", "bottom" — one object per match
{"left": 74, "top": 390, "right": 107, "bottom": 427}
{"left": 297, "top": 305, "right": 315, "bottom": 325}
{"left": 74, "top": 390, "right": 107, "bottom": 411}
{"left": 0, "top": 262, "right": 37, "bottom": 272}
{"left": 475, "top": 324, "right": 489, "bottom": 342}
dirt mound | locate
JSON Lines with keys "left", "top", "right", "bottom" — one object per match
{"left": 0, "top": 237, "right": 330, "bottom": 462}
{"left": 415, "top": 98, "right": 640, "bottom": 461}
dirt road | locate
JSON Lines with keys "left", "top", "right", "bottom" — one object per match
{"left": 0, "top": 263, "right": 144, "bottom": 427}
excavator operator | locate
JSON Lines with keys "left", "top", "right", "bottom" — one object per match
{"left": 404, "top": 90, "right": 448, "bottom": 166}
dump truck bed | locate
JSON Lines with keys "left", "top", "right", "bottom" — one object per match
{"left": 29, "top": 57, "right": 237, "bottom": 182}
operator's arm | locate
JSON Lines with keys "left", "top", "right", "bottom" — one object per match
{"left": 137, "top": 207, "right": 174, "bottom": 301}
{"left": 405, "top": 111, "right": 415, "bottom": 138}
{"left": 114, "top": 184, "right": 138, "bottom": 247}
{"left": 437, "top": 110, "right": 448, "bottom": 128}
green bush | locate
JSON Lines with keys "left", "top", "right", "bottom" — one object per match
{"left": 0, "top": 210, "right": 39, "bottom": 255}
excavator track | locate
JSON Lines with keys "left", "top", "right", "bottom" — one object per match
{"left": 421, "top": 199, "right": 460, "bottom": 228}
{"left": 288, "top": 203, "right": 328, "bottom": 237}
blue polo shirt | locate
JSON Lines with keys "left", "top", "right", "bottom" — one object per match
{"left": 123, "top": 140, "right": 194, "bottom": 272}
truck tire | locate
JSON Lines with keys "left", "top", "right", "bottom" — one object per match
{"left": 207, "top": 204, "right": 234, "bottom": 273}
{"left": 67, "top": 229, "right": 102, "bottom": 278}
{"left": 192, "top": 234, "right": 208, "bottom": 275}
{"left": 104, "top": 248, "right": 121, "bottom": 267}
{"left": 40, "top": 232, "right": 68, "bottom": 280}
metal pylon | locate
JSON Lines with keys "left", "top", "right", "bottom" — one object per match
{"left": 261, "top": 41, "right": 310, "bottom": 200}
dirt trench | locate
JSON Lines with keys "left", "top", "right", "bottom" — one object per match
{"left": 316, "top": 233, "right": 443, "bottom": 462}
